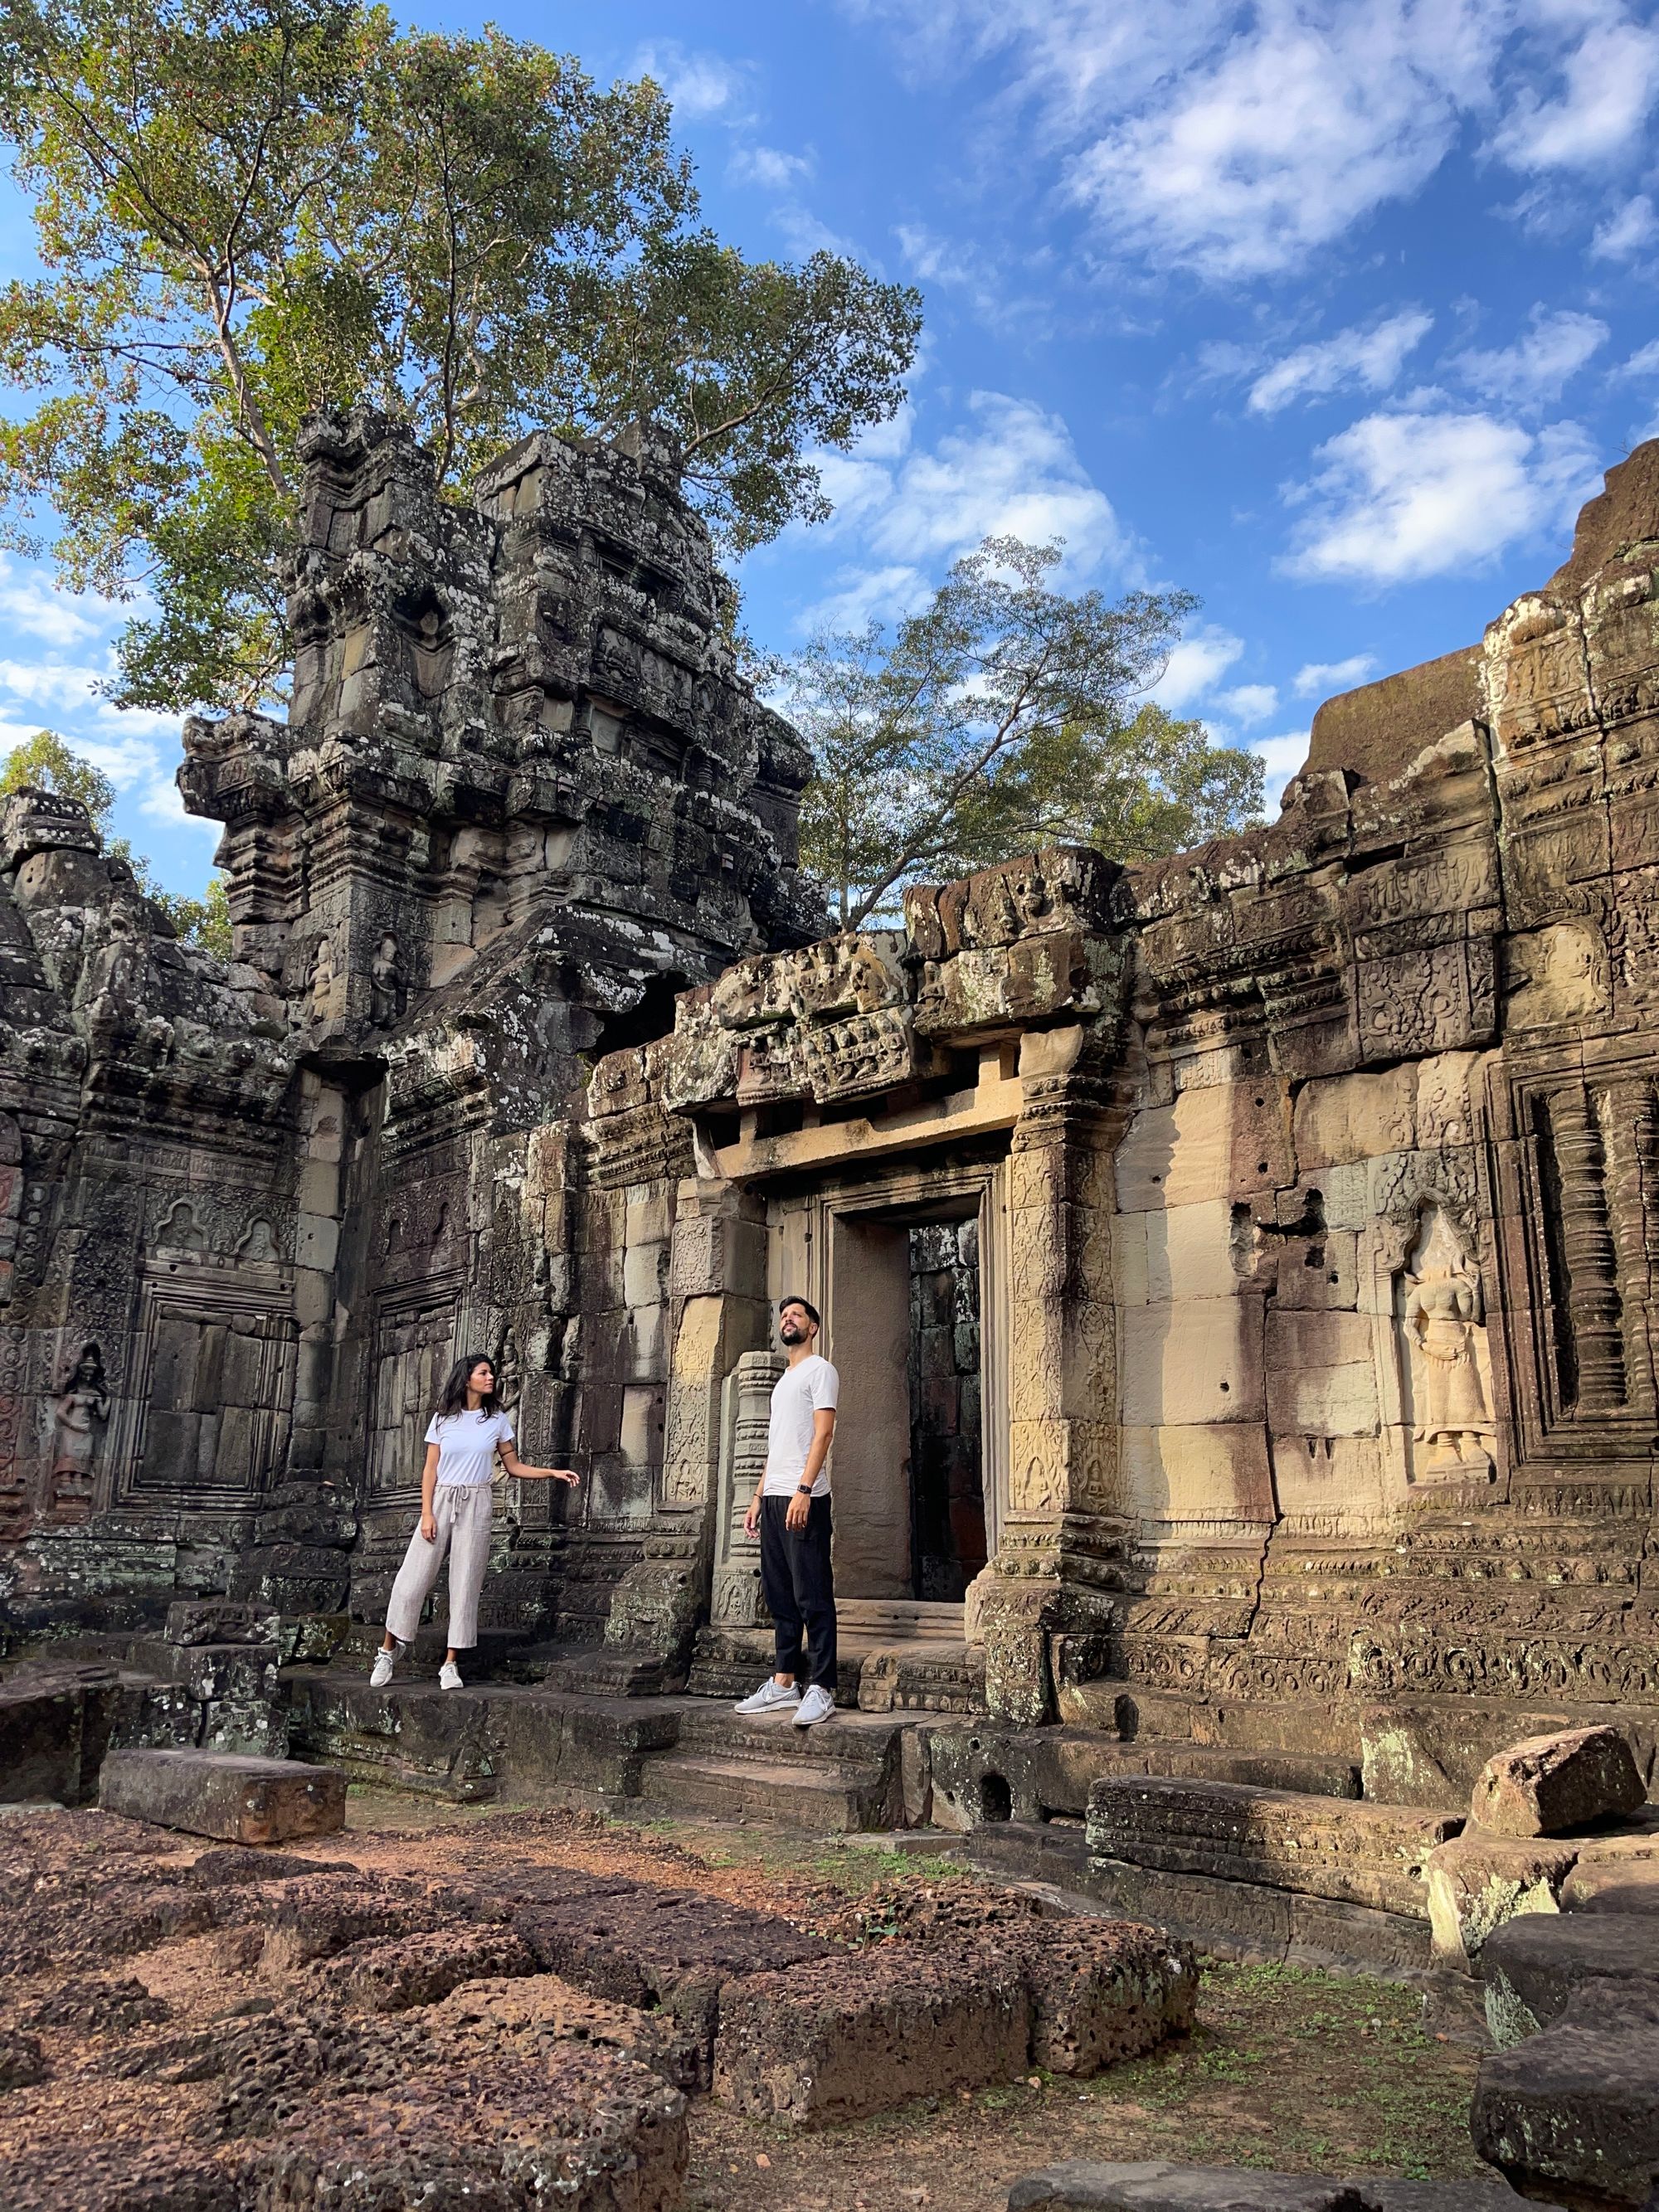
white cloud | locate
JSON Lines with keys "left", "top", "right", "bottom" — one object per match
{"left": 1218, "top": 683, "right": 1278, "bottom": 723}
{"left": 1253, "top": 728, "right": 1313, "bottom": 805}
{"left": 729, "top": 144, "right": 815, "bottom": 191}
{"left": 1293, "top": 654, "right": 1376, "bottom": 697}
{"left": 844, "top": 2, "right": 1659, "bottom": 282}
{"left": 1616, "top": 339, "right": 1659, "bottom": 381}
{"left": 790, "top": 392, "right": 1129, "bottom": 631}
{"left": 633, "top": 43, "right": 755, "bottom": 123}
{"left": 0, "top": 557, "right": 112, "bottom": 649}
{"left": 1149, "top": 627, "right": 1244, "bottom": 711}
{"left": 1453, "top": 305, "right": 1608, "bottom": 407}
{"left": 1283, "top": 409, "right": 1601, "bottom": 586}
{"left": 859, "top": 392, "right": 1126, "bottom": 573}
{"left": 1593, "top": 192, "right": 1659, "bottom": 260}
{"left": 1247, "top": 309, "right": 1433, "bottom": 416}
{"left": 1492, "top": 11, "right": 1659, "bottom": 172}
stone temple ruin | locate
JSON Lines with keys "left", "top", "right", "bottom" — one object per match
{"left": 7, "top": 417, "right": 1659, "bottom": 2205}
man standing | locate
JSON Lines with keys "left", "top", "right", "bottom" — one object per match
{"left": 734, "top": 1296, "right": 839, "bottom": 1728}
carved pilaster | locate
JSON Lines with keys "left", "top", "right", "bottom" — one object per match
{"left": 981, "top": 1023, "right": 1131, "bottom": 1723}
{"left": 1547, "top": 1082, "right": 1627, "bottom": 1415}
{"left": 1603, "top": 1077, "right": 1659, "bottom": 1419}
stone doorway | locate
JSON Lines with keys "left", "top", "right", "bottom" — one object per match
{"left": 770, "top": 1161, "right": 1006, "bottom": 1622}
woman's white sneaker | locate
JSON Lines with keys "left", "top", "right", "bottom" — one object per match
{"left": 793, "top": 1685, "right": 835, "bottom": 1728}
{"left": 734, "top": 1678, "right": 800, "bottom": 1715}
{"left": 370, "top": 1649, "right": 396, "bottom": 1688}
{"left": 439, "top": 1660, "right": 464, "bottom": 1690}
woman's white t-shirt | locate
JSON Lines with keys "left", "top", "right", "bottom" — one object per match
{"left": 426, "top": 1408, "right": 514, "bottom": 1487}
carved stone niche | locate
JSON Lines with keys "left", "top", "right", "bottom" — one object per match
{"left": 1372, "top": 1188, "right": 1498, "bottom": 1491}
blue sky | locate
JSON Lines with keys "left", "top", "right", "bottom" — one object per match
{"left": 3, "top": 0, "right": 1659, "bottom": 897}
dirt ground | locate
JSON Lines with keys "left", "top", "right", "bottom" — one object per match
{"left": 328, "top": 1791, "right": 1489, "bottom": 2212}
{"left": 0, "top": 1787, "right": 1488, "bottom": 2212}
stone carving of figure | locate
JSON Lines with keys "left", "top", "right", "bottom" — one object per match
{"left": 236, "top": 1217, "right": 275, "bottom": 1262}
{"left": 86, "top": 896, "right": 148, "bottom": 1030}
{"left": 495, "top": 1325, "right": 522, "bottom": 1409}
{"left": 369, "top": 933, "right": 406, "bottom": 1027}
{"left": 50, "top": 1341, "right": 109, "bottom": 1517}
{"left": 156, "top": 1199, "right": 207, "bottom": 1256}
{"left": 1403, "top": 1211, "right": 1496, "bottom": 1481}
{"left": 309, "top": 934, "right": 335, "bottom": 1020}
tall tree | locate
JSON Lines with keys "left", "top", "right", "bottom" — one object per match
{"left": 786, "top": 538, "right": 1264, "bottom": 929}
{"left": 0, "top": 727, "right": 231, "bottom": 951}
{"left": 0, "top": 0, "right": 921, "bottom": 712}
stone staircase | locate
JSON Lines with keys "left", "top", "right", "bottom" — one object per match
{"left": 285, "top": 1666, "right": 923, "bottom": 1831}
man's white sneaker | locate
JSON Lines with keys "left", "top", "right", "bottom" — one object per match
{"left": 370, "top": 1649, "right": 396, "bottom": 1688}
{"left": 793, "top": 1685, "right": 835, "bottom": 1728}
{"left": 439, "top": 1660, "right": 464, "bottom": 1690}
{"left": 734, "top": 1678, "right": 800, "bottom": 1715}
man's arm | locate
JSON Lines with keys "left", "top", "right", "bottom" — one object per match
{"left": 743, "top": 1457, "right": 768, "bottom": 1538}
{"left": 784, "top": 1408, "right": 836, "bottom": 1531}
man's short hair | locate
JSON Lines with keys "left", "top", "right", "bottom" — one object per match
{"left": 778, "top": 1295, "right": 820, "bottom": 1328}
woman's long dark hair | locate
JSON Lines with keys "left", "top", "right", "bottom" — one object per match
{"left": 435, "top": 1353, "right": 500, "bottom": 1422}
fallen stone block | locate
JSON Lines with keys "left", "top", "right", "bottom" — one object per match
{"left": 3, "top": 2140, "right": 237, "bottom": 2212}
{"left": 1474, "top": 1982, "right": 1659, "bottom": 2210}
{"left": 1481, "top": 1912, "right": 1659, "bottom": 2047}
{"left": 715, "top": 1938, "right": 1029, "bottom": 2125}
{"left": 1087, "top": 1777, "right": 1461, "bottom": 1917}
{"left": 97, "top": 1748, "right": 345, "bottom": 1844}
{"left": 1000, "top": 1918, "right": 1199, "bottom": 2074}
{"left": 1471, "top": 1727, "right": 1645, "bottom": 1839}
{"left": 429, "top": 1970, "right": 693, "bottom": 2085}
{"left": 239, "top": 2041, "right": 687, "bottom": 2212}
{"left": 507, "top": 1879, "right": 830, "bottom": 2089}
{"left": 1423, "top": 1830, "right": 1580, "bottom": 1970}
{"left": 1005, "top": 2161, "right": 1552, "bottom": 2210}
{"left": 259, "top": 1869, "right": 501, "bottom": 1977}
{"left": 1564, "top": 1832, "right": 1659, "bottom": 1914}
{"left": 309, "top": 1922, "right": 538, "bottom": 2011}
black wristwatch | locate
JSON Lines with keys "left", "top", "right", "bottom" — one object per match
{"left": 795, "top": 1481, "right": 815, "bottom": 1495}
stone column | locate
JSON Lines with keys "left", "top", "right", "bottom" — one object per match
{"left": 977, "top": 1023, "right": 1128, "bottom": 1724}
{"left": 601, "top": 1176, "right": 768, "bottom": 1682}
{"left": 1549, "top": 1082, "right": 1627, "bottom": 1414}
{"left": 1604, "top": 1076, "right": 1659, "bottom": 1420}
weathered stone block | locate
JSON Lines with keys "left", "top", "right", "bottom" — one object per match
{"left": 1481, "top": 1911, "right": 1659, "bottom": 2046}
{"left": 1292, "top": 1064, "right": 1417, "bottom": 1169}
{"left": 1423, "top": 1830, "right": 1579, "bottom": 1970}
{"left": 1119, "top": 1298, "right": 1265, "bottom": 1426}
{"left": 1474, "top": 1982, "right": 1659, "bottom": 2211}
{"left": 1007, "top": 2161, "right": 1544, "bottom": 2210}
{"left": 1472, "top": 1726, "right": 1646, "bottom": 1837}
{"left": 713, "top": 1939, "right": 1029, "bottom": 2124}
{"left": 1119, "top": 1423, "right": 1276, "bottom": 1524}
{"left": 98, "top": 1748, "right": 345, "bottom": 1844}
{"left": 1087, "top": 1777, "right": 1461, "bottom": 1918}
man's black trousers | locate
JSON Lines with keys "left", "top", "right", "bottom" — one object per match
{"left": 757, "top": 1493, "right": 837, "bottom": 1690}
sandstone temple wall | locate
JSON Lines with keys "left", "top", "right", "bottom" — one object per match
{"left": 4, "top": 421, "right": 1659, "bottom": 1797}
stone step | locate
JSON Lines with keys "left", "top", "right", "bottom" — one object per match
{"left": 836, "top": 1599, "right": 966, "bottom": 1643}
{"left": 1089, "top": 1742, "right": 1361, "bottom": 1799}
{"left": 672, "top": 1698, "right": 904, "bottom": 1771}
{"left": 635, "top": 1751, "right": 896, "bottom": 1832}
{"left": 1087, "top": 1775, "right": 1462, "bottom": 1918}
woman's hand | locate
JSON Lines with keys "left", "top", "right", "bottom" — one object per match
{"left": 419, "top": 1509, "right": 436, "bottom": 1543}
{"left": 547, "top": 1467, "right": 580, "bottom": 1486}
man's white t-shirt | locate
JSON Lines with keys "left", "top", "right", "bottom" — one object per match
{"left": 762, "top": 1354, "right": 839, "bottom": 1498}
{"left": 426, "top": 1407, "right": 514, "bottom": 1487}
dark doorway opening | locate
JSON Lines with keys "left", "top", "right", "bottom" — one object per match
{"left": 907, "top": 1220, "right": 987, "bottom": 1602}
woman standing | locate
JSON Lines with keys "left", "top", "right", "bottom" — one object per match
{"left": 371, "top": 1353, "right": 579, "bottom": 1690}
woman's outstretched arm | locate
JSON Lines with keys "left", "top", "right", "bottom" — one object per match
{"left": 499, "top": 1441, "right": 580, "bottom": 1486}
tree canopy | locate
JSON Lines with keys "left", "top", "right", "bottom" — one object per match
{"left": 784, "top": 539, "right": 1265, "bottom": 930}
{"left": 0, "top": 0, "right": 922, "bottom": 712}
{"left": 0, "top": 728, "right": 231, "bottom": 950}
